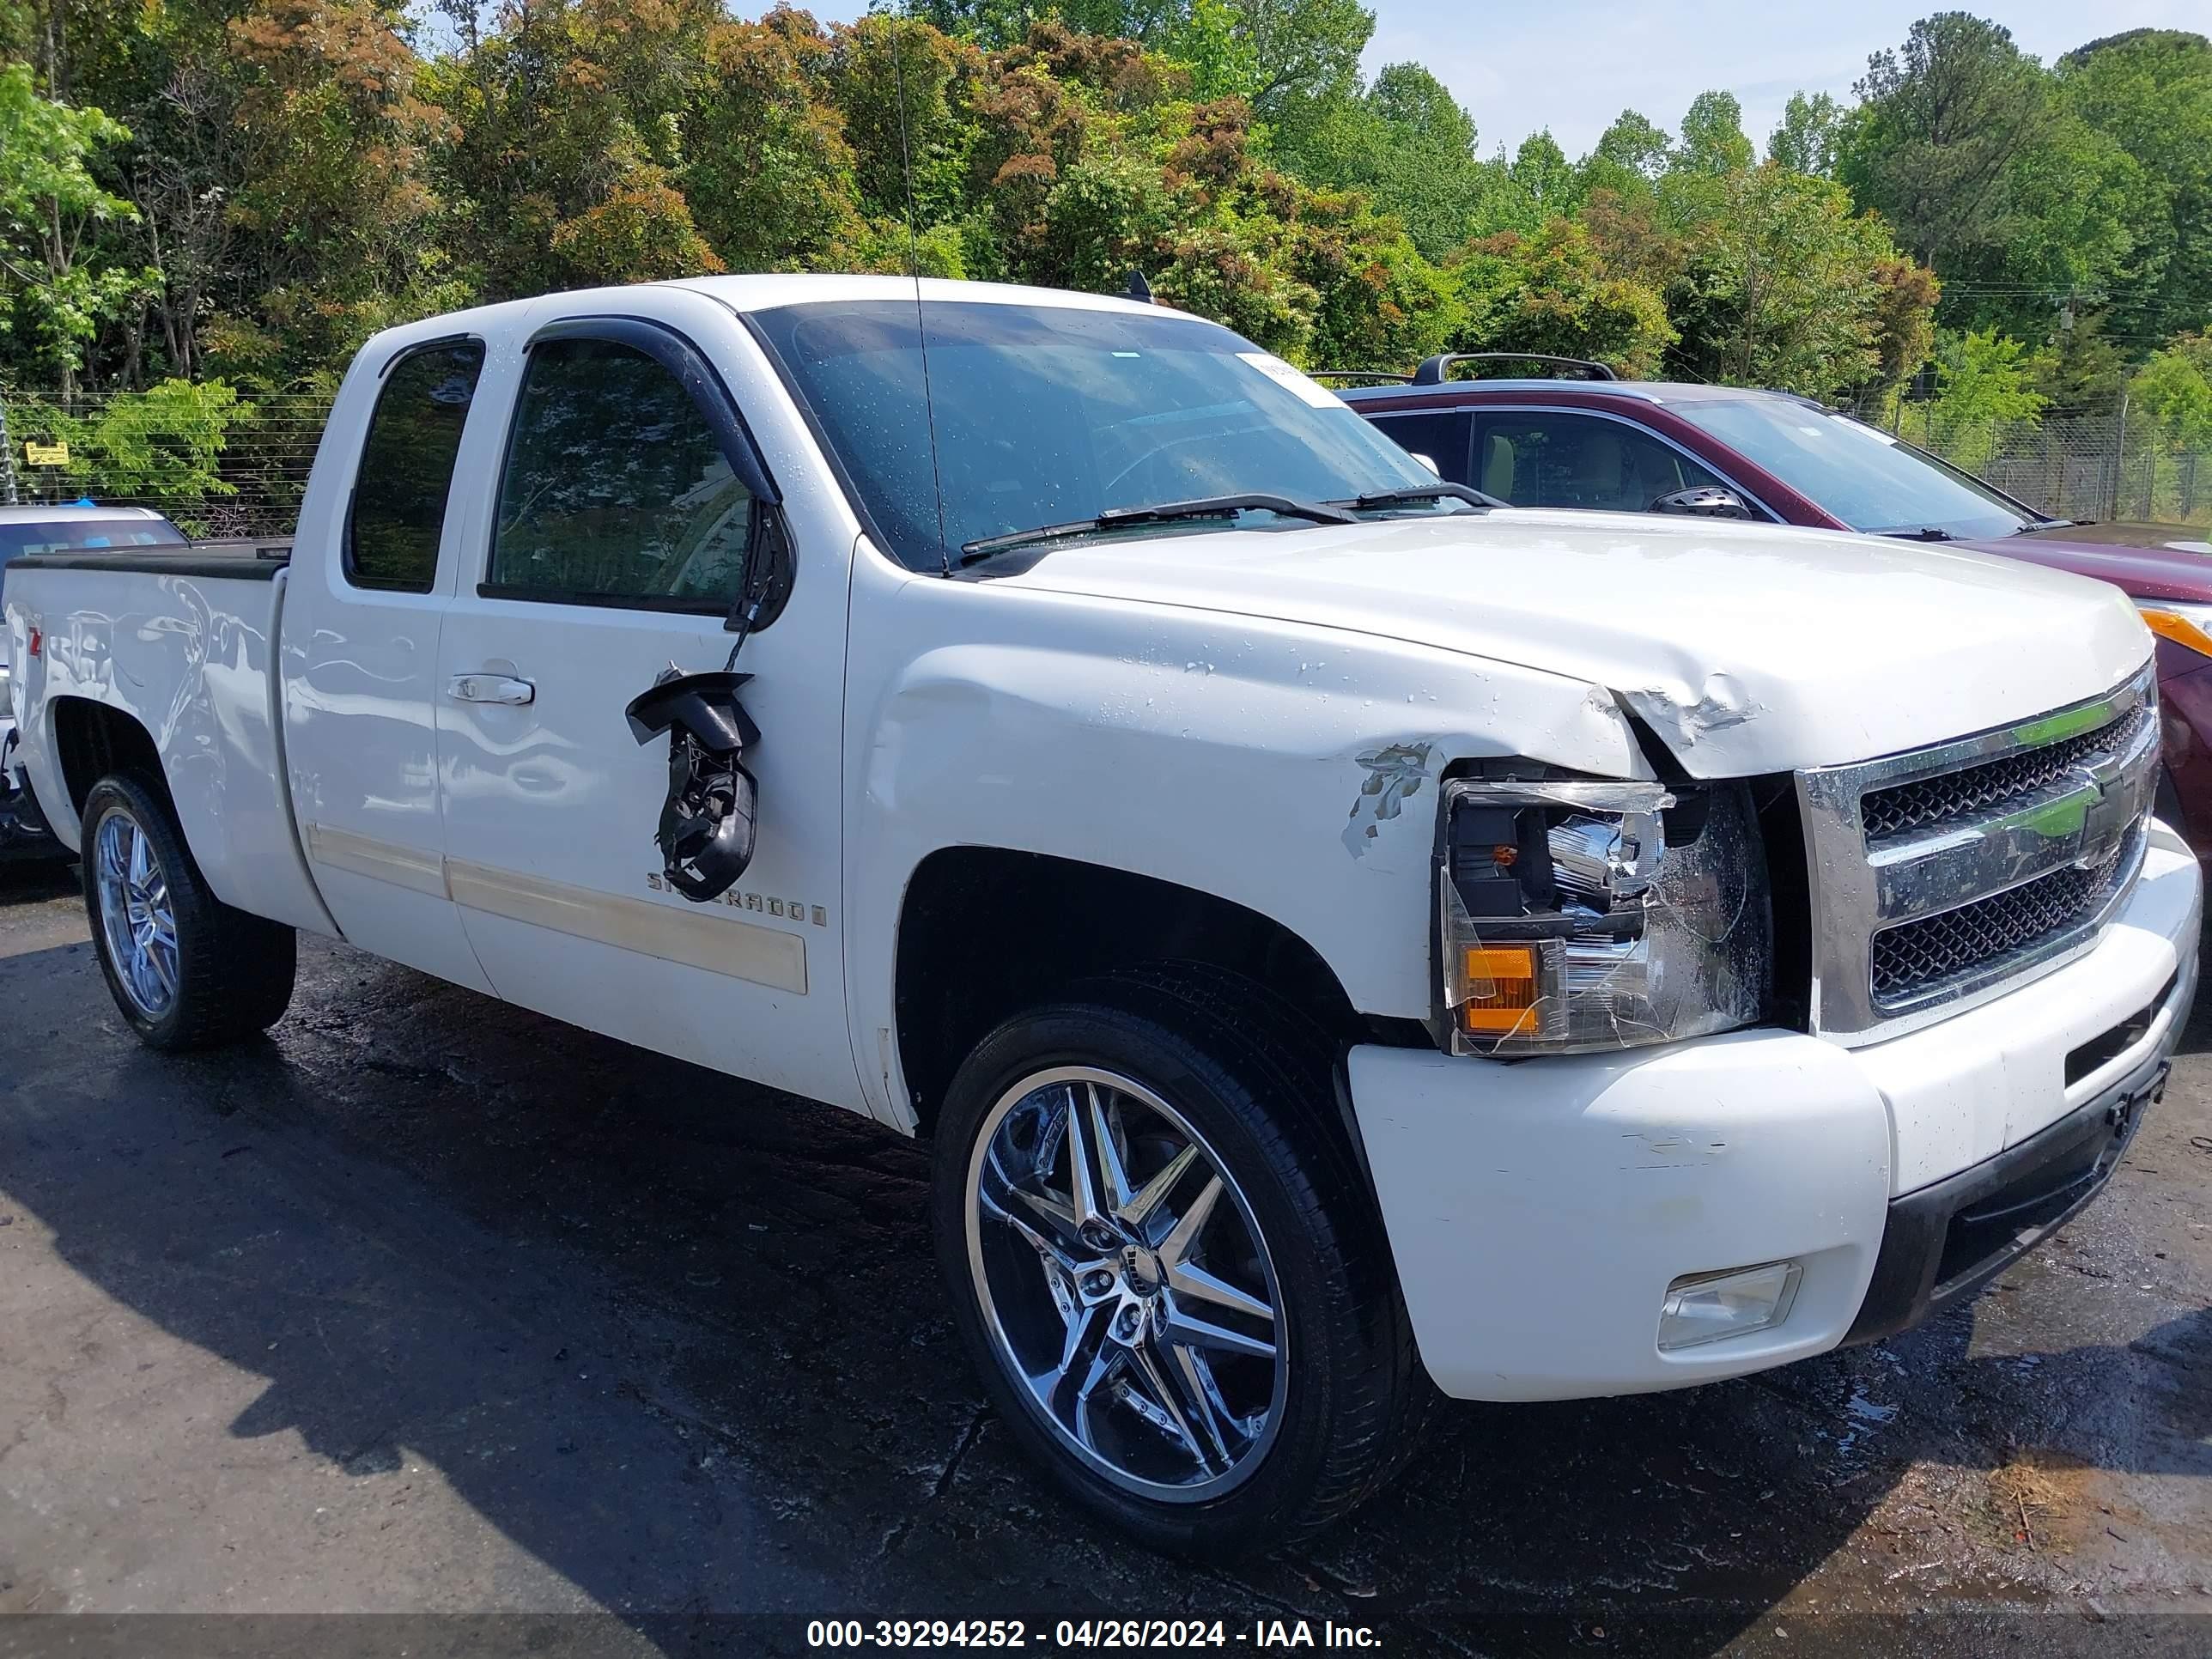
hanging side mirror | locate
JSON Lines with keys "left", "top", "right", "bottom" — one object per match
{"left": 626, "top": 668, "right": 761, "bottom": 902}
{"left": 1650, "top": 486, "right": 1753, "bottom": 520}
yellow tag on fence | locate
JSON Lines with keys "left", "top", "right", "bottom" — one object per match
{"left": 23, "top": 441, "right": 68, "bottom": 466}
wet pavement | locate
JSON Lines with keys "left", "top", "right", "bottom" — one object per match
{"left": 1, "top": 859, "right": 2207, "bottom": 1657}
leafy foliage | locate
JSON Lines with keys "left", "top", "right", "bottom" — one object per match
{"left": 2131, "top": 334, "right": 2212, "bottom": 453}
{"left": 1928, "top": 327, "right": 2051, "bottom": 469}
{"left": 0, "top": 0, "right": 2204, "bottom": 528}
{"left": 0, "top": 62, "right": 150, "bottom": 397}
{"left": 10, "top": 377, "right": 246, "bottom": 520}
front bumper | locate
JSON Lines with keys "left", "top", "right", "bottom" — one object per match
{"left": 1347, "top": 822, "right": 2201, "bottom": 1403}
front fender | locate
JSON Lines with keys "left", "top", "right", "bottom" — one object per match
{"left": 841, "top": 562, "right": 1649, "bottom": 1119}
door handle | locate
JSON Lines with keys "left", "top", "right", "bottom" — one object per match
{"left": 446, "top": 672, "right": 536, "bottom": 707}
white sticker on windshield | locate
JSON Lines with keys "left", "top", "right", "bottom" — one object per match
{"left": 1237, "top": 351, "right": 1344, "bottom": 409}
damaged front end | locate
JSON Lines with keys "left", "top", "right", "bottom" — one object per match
{"left": 627, "top": 668, "right": 761, "bottom": 902}
{"left": 1437, "top": 773, "right": 1771, "bottom": 1055}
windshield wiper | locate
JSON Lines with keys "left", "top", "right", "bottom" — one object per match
{"left": 1329, "top": 483, "right": 1502, "bottom": 512}
{"left": 1884, "top": 526, "right": 1957, "bottom": 542}
{"left": 956, "top": 494, "right": 1356, "bottom": 568}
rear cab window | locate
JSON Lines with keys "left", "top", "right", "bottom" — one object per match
{"left": 347, "top": 338, "right": 485, "bottom": 592}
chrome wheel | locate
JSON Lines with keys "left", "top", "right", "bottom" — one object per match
{"left": 965, "top": 1066, "right": 1286, "bottom": 1501}
{"left": 93, "top": 805, "right": 179, "bottom": 1021}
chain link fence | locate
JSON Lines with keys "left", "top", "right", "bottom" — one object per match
{"left": 5, "top": 385, "right": 2209, "bottom": 539}
{"left": 1857, "top": 399, "right": 2209, "bottom": 530}
{"left": 0, "top": 390, "right": 330, "bottom": 538}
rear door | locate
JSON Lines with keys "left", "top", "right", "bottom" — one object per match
{"left": 432, "top": 293, "right": 859, "bottom": 1106}
{"left": 283, "top": 333, "right": 495, "bottom": 989}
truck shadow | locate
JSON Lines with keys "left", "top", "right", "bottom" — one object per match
{"left": 0, "top": 858, "right": 78, "bottom": 906}
{"left": 0, "top": 934, "right": 2205, "bottom": 1655}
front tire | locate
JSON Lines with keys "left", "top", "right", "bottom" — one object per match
{"left": 82, "top": 772, "right": 297, "bottom": 1051}
{"left": 931, "top": 967, "right": 1428, "bottom": 1557}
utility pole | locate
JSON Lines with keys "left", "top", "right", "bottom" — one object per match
{"left": 2112, "top": 387, "right": 2129, "bottom": 523}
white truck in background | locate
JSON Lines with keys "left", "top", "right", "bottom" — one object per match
{"left": 3, "top": 276, "right": 2197, "bottom": 1555}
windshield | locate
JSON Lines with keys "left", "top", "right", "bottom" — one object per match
{"left": 1674, "top": 398, "right": 2039, "bottom": 540}
{"left": 749, "top": 299, "right": 1438, "bottom": 569}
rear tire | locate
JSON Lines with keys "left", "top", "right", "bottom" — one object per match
{"left": 930, "top": 964, "right": 1429, "bottom": 1558}
{"left": 81, "top": 772, "right": 296, "bottom": 1051}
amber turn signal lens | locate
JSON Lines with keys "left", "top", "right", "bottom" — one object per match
{"left": 1458, "top": 944, "right": 1540, "bottom": 1036}
{"left": 2142, "top": 607, "right": 2212, "bottom": 660}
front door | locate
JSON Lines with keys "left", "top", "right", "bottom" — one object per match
{"left": 432, "top": 295, "right": 860, "bottom": 1108}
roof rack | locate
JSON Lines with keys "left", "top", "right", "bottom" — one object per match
{"left": 1309, "top": 369, "right": 1414, "bottom": 385}
{"left": 1410, "top": 352, "right": 1618, "bottom": 386}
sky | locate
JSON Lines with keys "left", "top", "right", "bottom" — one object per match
{"left": 1368, "top": 0, "right": 2210, "bottom": 160}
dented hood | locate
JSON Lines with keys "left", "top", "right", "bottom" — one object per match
{"left": 995, "top": 507, "right": 2154, "bottom": 776}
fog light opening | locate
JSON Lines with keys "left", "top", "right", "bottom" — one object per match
{"left": 1657, "top": 1261, "right": 1803, "bottom": 1352}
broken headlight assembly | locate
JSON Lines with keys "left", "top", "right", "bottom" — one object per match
{"left": 1438, "top": 776, "right": 1770, "bottom": 1055}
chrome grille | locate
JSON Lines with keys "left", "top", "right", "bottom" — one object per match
{"left": 1798, "top": 666, "right": 2160, "bottom": 1042}
{"left": 1860, "top": 706, "right": 2148, "bottom": 843}
{"left": 1869, "top": 832, "right": 2136, "bottom": 1002}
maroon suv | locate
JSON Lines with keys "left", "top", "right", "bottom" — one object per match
{"left": 1340, "top": 356, "right": 2212, "bottom": 860}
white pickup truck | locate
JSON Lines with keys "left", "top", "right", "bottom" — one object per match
{"left": 4, "top": 276, "right": 2198, "bottom": 1555}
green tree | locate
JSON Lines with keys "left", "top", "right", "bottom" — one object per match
{"left": 1448, "top": 217, "right": 1674, "bottom": 377}
{"left": 2057, "top": 30, "right": 2212, "bottom": 349}
{"left": 1676, "top": 89, "right": 1753, "bottom": 175}
{"left": 2036, "top": 310, "right": 2126, "bottom": 411}
{"left": 921, "top": 1, "right": 1368, "bottom": 114}
{"left": 2130, "top": 333, "right": 2212, "bottom": 452}
{"left": 0, "top": 62, "right": 152, "bottom": 401}
{"left": 1766, "top": 91, "right": 1843, "bottom": 175}
{"left": 1271, "top": 63, "right": 1487, "bottom": 258}
{"left": 1842, "top": 13, "right": 2053, "bottom": 274}
{"left": 227, "top": 0, "right": 456, "bottom": 362}
{"left": 1673, "top": 163, "right": 1927, "bottom": 396}
{"left": 40, "top": 377, "right": 246, "bottom": 520}
{"left": 431, "top": 0, "right": 726, "bottom": 299}
{"left": 1160, "top": 0, "right": 1263, "bottom": 100}
{"left": 1928, "top": 325, "right": 2051, "bottom": 468}
{"left": 1593, "top": 110, "right": 1671, "bottom": 179}
{"left": 1231, "top": 0, "right": 1371, "bottom": 112}
{"left": 1839, "top": 13, "right": 2149, "bottom": 337}
{"left": 684, "top": 8, "right": 865, "bottom": 270}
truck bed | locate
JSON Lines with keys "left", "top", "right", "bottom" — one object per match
{"left": 3, "top": 542, "right": 332, "bottom": 938}
{"left": 8, "top": 538, "right": 291, "bottom": 580}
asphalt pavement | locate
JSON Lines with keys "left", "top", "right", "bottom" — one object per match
{"left": 1, "top": 859, "right": 2207, "bottom": 1658}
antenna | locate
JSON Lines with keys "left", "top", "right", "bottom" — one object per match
{"left": 892, "top": 7, "right": 951, "bottom": 575}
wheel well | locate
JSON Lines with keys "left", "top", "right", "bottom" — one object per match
{"left": 893, "top": 847, "right": 1369, "bottom": 1137}
{"left": 52, "top": 699, "right": 163, "bottom": 828}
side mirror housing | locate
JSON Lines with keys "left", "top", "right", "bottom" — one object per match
{"left": 1650, "top": 486, "right": 1753, "bottom": 520}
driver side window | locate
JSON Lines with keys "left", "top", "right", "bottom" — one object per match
{"left": 1469, "top": 413, "right": 1729, "bottom": 514}
{"left": 487, "top": 337, "right": 754, "bottom": 611}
